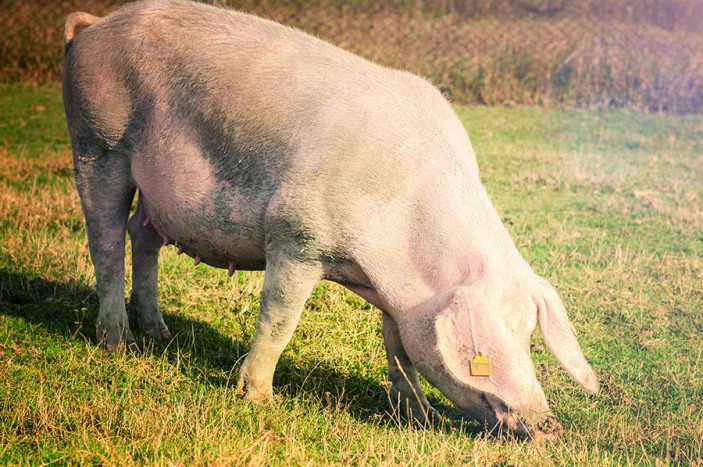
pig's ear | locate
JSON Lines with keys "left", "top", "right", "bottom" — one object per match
{"left": 432, "top": 287, "right": 475, "bottom": 385}
{"left": 535, "top": 277, "right": 599, "bottom": 394}
{"left": 431, "top": 286, "right": 507, "bottom": 389}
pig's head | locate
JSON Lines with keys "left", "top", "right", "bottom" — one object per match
{"left": 398, "top": 274, "right": 599, "bottom": 439}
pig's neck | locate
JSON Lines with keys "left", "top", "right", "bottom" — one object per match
{"left": 366, "top": 183, "right": 530, "bottom": 316}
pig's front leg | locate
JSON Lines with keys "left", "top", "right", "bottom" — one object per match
{"left": 126, "top": 194, "right": 172, "bottom": 341}
{"left": 382, "top": 312, "right": 438, "bottom": 425}
{"left": 236, "top": 250, "right": 321, "bottom": 400}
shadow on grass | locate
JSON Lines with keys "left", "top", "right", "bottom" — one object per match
{"left": 0, "top": 268, "right": 483, "bottom": 437}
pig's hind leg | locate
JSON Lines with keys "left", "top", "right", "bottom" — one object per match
{"left": 72, "top": 148, "right": 136, "bottom": 352}
{"left": 126, "top": 194, "right": 172, "bottom": 341}
{"left": 382, "top": 312, "right": 439, "bottom": 426}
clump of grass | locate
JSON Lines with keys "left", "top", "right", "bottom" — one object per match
{"left": 1, "top": 0, "right": 701, "bottom": 112}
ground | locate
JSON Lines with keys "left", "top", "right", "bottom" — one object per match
{"left": 0, "top": 84, "right": 701, "bottom": 465}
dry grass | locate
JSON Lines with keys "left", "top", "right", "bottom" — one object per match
{"left": 1, "top": 0, "right": 702, "bottom": 112}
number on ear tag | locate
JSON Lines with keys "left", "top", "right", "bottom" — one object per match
{"left": 470, "top": 353, "right": 492, "bottom": 376}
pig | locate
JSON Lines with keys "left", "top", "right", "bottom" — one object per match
{"left": 62, "top": 0, "right": 599, "bottom": 439}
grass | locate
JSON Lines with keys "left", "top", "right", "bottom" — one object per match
{"left": 1, "top": 0, "right": 702, "bottom": 112}
{"left": 0, "top": 83, "right": 701, "bottom": 465}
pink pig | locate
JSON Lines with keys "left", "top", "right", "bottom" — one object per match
{"left": 63, "top": 0, "right": 598, "bottom": 439}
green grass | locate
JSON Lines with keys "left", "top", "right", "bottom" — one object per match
{"left": 0, "top": 83, "right": 701, "bottom": 465}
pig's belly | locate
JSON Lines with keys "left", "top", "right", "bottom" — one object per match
{"left": 131, "top": 149, "right": 269, "bottom": 271}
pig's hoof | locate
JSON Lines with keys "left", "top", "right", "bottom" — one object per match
{"left": 422, "top": 406, "right": 442, "bottom": 427}
{"left": 97, "top": 325, "right": 137, "bottom": 353}
{"left": 243, "top": 389, "right": 273, "bottom": 402}
{"left": 102, "top": 337, "right": 139, "bottom": 354}
{"left": 235, "top": 369, "right": 274, "bottom": 401}
{"left": 410, "top": 405, "right": 442, "bottom": 429}
{"left": 389, "top": 398, "right": 439, "bottom": 428}
{"left": 235, "top": 379, "right": 273, "bottom": 401}
{"left": 144, "top": 326, "right": 173, "bottom": 342}
{"left": 388, "top": 386, "right": 439, "bottom": 427}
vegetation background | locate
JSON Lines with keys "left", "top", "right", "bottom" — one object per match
{"left": 2, "top": 0, "right": 703, "bottom": 112}
{"left": 0, "top": 0, "right": 701, "bottom": 465}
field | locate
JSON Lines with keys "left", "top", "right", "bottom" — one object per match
{"left": 0, "top": 83, "right": 701, "bottom": 465}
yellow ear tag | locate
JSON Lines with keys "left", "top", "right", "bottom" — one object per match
{"left": 470, "top": 353, "right": 493, "bottom": 377}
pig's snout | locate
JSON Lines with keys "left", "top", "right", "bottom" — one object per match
{"left": 533, "top": 415, "right": 563, "bottom": 441}
{"left": 483, "top": 395, "right": 563, "bottom": 440}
